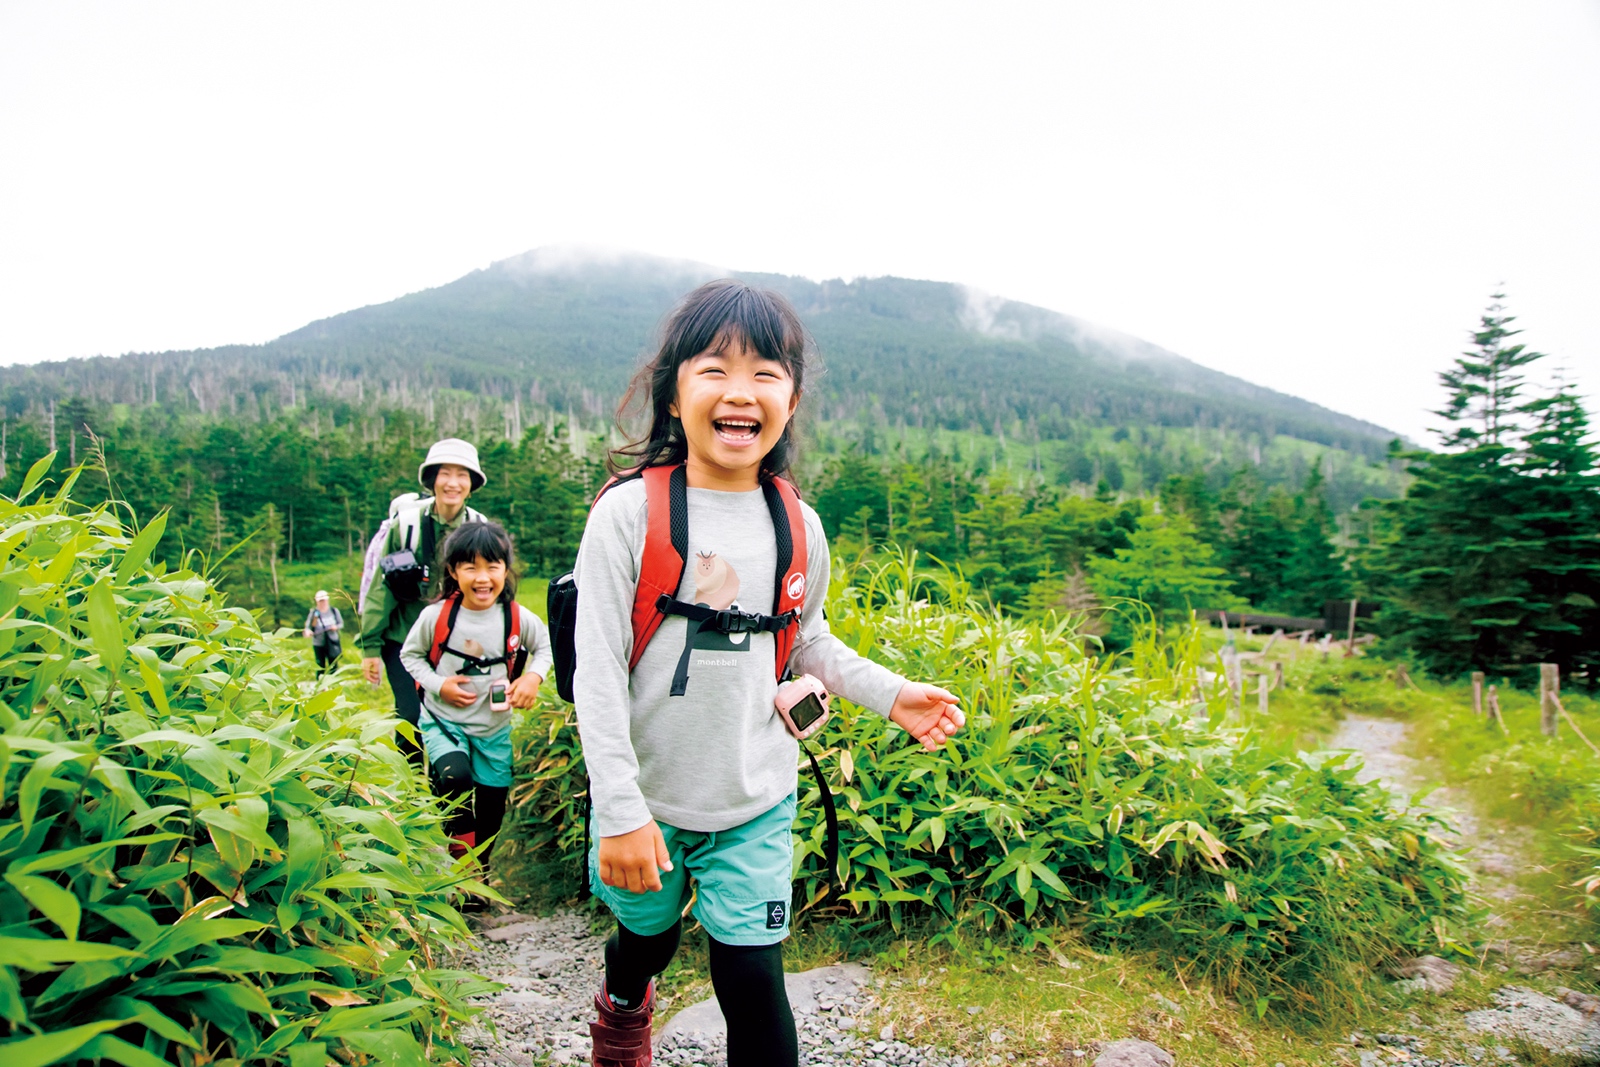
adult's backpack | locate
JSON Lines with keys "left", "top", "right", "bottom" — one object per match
{"left": 358, "top": 493, "right": 426, "bottom": 615}
{"left": 377, "top": 499, "right": 486, "bottom": 606}
{"left": 548, "top": 463, "right": 840, "bottom": 886}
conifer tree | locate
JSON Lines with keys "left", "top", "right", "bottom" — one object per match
{"left": 1371, "top": 296, "right": 1597, "bottom": 680}
{"left": 1515, "top": 375, "right": 1600, "bottom": 684}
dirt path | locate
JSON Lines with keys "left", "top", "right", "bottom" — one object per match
{"left": 1323, "top": 715, "right": 1600, "bottom": 1064}
{"left": 1326, "top": 715, "right": 1532, "bottom": 929}
{"left": 1324, "top": 713, "right": 1587, "bottom": 953}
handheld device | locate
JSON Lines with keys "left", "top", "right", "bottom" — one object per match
{"left": 774, "top": 674, "right": 830, "bottom": 740}
{"left": 489, "top": 680, "right": 509, "bottom": 712}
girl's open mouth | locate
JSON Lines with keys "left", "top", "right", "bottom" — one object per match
{"left": 713, "top": 417, "right": 761, "bottom": 444}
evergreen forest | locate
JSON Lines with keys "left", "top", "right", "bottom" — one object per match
{"left": 0, "top": 257, "right": 1592, "bottom": 682}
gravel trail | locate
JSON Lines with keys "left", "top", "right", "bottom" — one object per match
{"left": 459, "top": 910, "right": 974, "bottom": 1066}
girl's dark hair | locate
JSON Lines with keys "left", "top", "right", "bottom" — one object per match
{"left": 436, "top": 521, "right": 518, "bottom": 604}
{"left": 611, "top": 279, "right": 814, "bottom": 480}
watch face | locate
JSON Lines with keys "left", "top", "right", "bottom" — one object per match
{"left": 790, "top": 693, "right": 827, "bottom": 731}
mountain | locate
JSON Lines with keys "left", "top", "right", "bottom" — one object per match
{"left": 0, "top": 248, "right": 1397, "bottom": 460}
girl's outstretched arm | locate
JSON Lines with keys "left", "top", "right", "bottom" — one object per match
{"left": 889, "top": 683, "right": 965, "bottom": 751}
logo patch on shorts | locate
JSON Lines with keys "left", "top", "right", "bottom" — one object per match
{"left": 765, "top": 900, "right": 787, "bottom": 929}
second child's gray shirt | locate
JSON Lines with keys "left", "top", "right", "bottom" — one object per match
{"left": 573, "top": 480, "right": 907, "bottom": 838}
{"left": 400, "top": 600, "right": 553, "bottom": 737}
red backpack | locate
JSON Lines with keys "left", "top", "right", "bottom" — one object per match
{"left": 549, "top": 463, "right": 808, "bottom": 701}
{"left": 422, "top": 593, "right": 529, "bottom": 687}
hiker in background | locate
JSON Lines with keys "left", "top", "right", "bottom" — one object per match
{"left": 303, "top": 590, "right": 344, "bottom": 677}
{"left": 400, "top": 521, "right": 550, "bottom": 869}
{"left": 359, "top": 438, "right": 488, "bottom": 763}
{"left": 571, "top": 281, "right": 964, "bottom": 1067}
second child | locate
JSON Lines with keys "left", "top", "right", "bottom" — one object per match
{"left": 401, "top": 521, "right": 552, "bottom": 861}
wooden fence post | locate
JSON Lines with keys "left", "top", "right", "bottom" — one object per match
{"left": 1487, "top": 684, "right": 1507, "bottom": 734}
{"left": 1345, "top": 597, "right": 1359, "bottom": 655}
{"left": 1258, "top": 674, "right": 1269, "bottom": 714}
{"left": 1540, "top": 663, "right": 1560, "bottom": 737}
{"left": 1217, "top": 646, "right": 1242, "bottom": 715}
{"left": 1273, "top": 660, "right": 1284, "bottom": 690}
{"left": 1471, "top": 672, "right": 1485, "bottom": 717}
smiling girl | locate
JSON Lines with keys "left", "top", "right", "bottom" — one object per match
{"left": 573, "top": 280, "right": 964, "bottom": 1067}
{"left": 400, "top": 521, "right": 551, "bottom": 863}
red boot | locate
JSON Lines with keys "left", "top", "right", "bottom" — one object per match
{"left": 590, "top": 981, "right": 653, "bottom": 1067}
{"left": 449, "top": 831, "right": 477, "bottom": 860}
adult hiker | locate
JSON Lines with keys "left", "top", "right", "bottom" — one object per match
{"left": 359, "top": 438, "right": 488, "bottom": 762}
{"left": 303, "top": 590, "right": 344, "bottom": 677}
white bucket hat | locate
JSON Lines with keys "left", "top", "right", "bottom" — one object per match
{"left": 418, "top": 438, "right": 486, "bottom": 491}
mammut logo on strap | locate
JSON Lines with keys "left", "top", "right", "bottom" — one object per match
{"left": 508, "top": 634, "right": 520, "bottom": 649}
{"left": 766, "top": 901, "right": 787, "bottom": 929}
{"left": 786, "top": 572, "right": 805, "bottom": 601}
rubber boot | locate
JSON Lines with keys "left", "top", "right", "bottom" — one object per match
{"left": 590, "top": 981, "right": 653, "bottom": 1067}
{"left": 449, "top": 830, "right": 476, "bottom": 860}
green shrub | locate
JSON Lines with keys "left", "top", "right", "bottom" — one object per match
{"left": 510, "top": 550, "right": 1473, "bottom": 1013}
{"left": 0, "top": 458, "right": 492, "bottom": 1066}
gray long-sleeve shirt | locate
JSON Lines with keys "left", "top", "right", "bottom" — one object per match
{"left": 572, "top": 479, "right": 907, "bottom": 837}
{"left": 400, "top": 600, "right": 554, "bottom": 737}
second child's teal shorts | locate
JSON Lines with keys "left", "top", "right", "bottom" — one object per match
{"left": 418, "top": 711, "right": 514, "bottom": 788}
{"left": 588, "top": 792, "right": 797, "bottom": 946}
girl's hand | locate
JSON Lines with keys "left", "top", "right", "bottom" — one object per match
{"left": 598, "top": 821, "right": 674, "bottom": 893}
{"left": 508, "top": 673, "right": 542, "bottom": 709}
{"left": 439, "top": 676, "right": 477, "bottom": 708}
{"left": 889, "top": 682, "right": 965, "bottom": 751}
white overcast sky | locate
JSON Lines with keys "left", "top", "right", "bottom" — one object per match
{"left": 3, "top": 2, "right": 1597, "bottom": 442}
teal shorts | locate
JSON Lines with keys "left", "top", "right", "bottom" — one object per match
{"left": 418, "top": 711, "right": 514, "bottom": 788}
{"left": 589, "top": 792, "right": 797, "bottom": 946}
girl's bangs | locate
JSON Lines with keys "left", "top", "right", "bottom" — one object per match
{"left": 442, "top": 523, "right": 513, "bottom": 569}
{"left": 666, "top": 285, "right": 802, "bottom": 376}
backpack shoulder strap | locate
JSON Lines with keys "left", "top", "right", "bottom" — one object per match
{"left": 629, "top": 464, "right": 688, "bottom": 672}
{"left": 763, "top": 476, "right": 808, "bottom": 680}
{"left": 418, "top": 503, "right": 438, "bottom": 567}
{"left": 503, "top": 600, "right": 528, "bottom": 681}
{"left": 428, "top": 593, "right": 463, "bottom": 668}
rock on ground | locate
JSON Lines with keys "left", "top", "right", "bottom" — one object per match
{"left": 1093, "top": 1038, "right": 1174, "bottom": 1067}
{"left": 1391, "top": 955, "right": 1462, "bottom": 994}
{"left": 1464, "top": 985, "right": 1600, "bottom": 1062}
{"left": 656, "top": 962, "right": 871, "bottom": 1044}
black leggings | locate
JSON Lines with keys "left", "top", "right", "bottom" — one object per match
{"left": 431, "top": 750, "right": 508, "bottom": 856}
{"left": 605, "top": 921, "right": 797, "bottom": 1067}
{"left": 380, "top": 640, "right": 423, "bottom": 765}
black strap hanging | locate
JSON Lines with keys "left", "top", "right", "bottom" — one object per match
{"left": 803, "top": 742, "right": 840, "bottom": 894}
